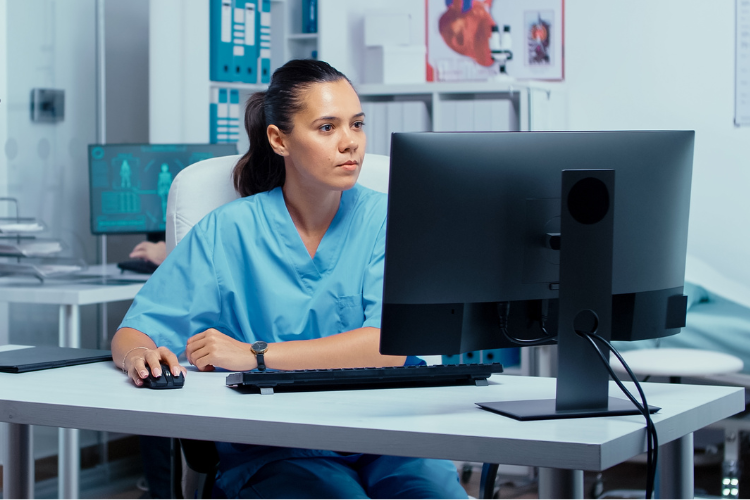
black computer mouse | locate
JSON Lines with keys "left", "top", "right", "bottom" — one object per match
{"left": 142, "top": 363, "right": 185, "bottom": 389}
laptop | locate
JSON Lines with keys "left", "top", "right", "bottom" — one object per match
{"left": 0, "top": 346, "right": 112, "bottom": 373}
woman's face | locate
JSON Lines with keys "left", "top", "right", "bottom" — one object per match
{"left": 273, "top": 79, "right": 366, "bottom": 193}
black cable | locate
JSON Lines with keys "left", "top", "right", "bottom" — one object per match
{"left": 577, "top": 332, "right": 658, "bottom": 499}
{"left": 578, "top": 333, "right": 657, "bottom": 499}
{"left": 498, "top": 301, "right": 558, "bottom": 346}
{"left": 501, "top": 327, "right": 557, "bottom": 346}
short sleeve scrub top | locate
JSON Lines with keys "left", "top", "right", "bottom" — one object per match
{"left": 119, "top": 183, "right": 403, "bottom": 497}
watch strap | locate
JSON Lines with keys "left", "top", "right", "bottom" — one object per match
{"left": 256, "top": 351, "right": 266, "bottom": 371}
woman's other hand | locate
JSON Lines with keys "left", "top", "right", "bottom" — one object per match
{"left": 186, "top": 328, "right": 257, "bottom": 372}
{"left": 130, "top": 241, "right": 167, "bottom": 265}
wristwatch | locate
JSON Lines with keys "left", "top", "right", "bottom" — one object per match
{"left": 250, "top": 341, "right": 269, "bottom": 371}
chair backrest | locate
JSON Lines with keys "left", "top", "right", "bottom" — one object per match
{"left": 165, "top": 153, "right": 390, "bottom": 255}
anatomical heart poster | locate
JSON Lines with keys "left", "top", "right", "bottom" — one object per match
{"left": 427, "top": 0, "right": 564, "bottom": 81}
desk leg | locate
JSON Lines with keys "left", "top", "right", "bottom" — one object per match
{"left": 3, "top": 422, "right": 34, "bottom": 498}
{"left": 58, "top": 305, "right": 80, "bottom": 499}
{"left": 658, "top": 433, "right": 694, "bottom": 499}
{"left": 538, "top": 468, "right": 583, "bottom": 498}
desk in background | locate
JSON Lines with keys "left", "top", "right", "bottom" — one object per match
{"left": 0, "top": 268, "right": 146, "bottom": 499}
{"left": 0, "top": 345, "right": 744, "bottom": 499}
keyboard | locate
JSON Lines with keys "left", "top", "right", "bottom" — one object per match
{"left": 226, "top": 363, "right": 504, "bottom": 394}
{"left": 117, "top": 259, "right": 159, "bottom": 274}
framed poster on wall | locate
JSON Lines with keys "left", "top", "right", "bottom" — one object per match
{"left": 427, "top": 0, "right": 564, "bottom": 82}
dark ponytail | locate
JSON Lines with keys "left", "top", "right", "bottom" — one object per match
{"left": 233, "top": 59, "right": 352, "bottom": 197}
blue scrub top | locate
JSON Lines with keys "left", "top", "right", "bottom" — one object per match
{"left": 120, "top": 183, "right": 386, "bottom": 351}
{"left": 119, "top": 183, "right": 412, "bottom": 497}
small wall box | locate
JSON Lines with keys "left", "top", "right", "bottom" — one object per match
{"left": 30, "top": 88, "right": 65, "bottom": 123}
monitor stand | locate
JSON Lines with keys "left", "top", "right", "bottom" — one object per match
{"left": 477, "top": 169, "right": 658, "bottom": 421}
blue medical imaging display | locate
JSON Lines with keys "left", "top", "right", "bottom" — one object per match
{"left": 88, "top": 143, "right": 237, "bottom": 235}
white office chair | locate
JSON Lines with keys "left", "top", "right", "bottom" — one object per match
{"left": 165, "top": 153, "right": 391, "bottom": 255}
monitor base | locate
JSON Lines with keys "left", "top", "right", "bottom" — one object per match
{"left": 476, "top": 397, "right": 660, "bottom": 421}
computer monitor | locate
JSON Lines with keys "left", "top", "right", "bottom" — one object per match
{"left": 88, "top": 143, "right": 238, "bottom": 235}
{"left": 379, "top": 130, "right": 694, "bottom": 419}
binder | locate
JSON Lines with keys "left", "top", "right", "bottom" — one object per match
{"left": 241, "top": 0, "right": 259, "bottom": 84}
{"left": 210, "top": 88, "right": 230, "bottom": 143}
{"left": 228, "top": 89, "right": 241, "bottom": 143}
{"left": 482, "top": 348, "right": 520, "bottom": 367}
{"left": 210, "top": 0, "right": 258, "bottom": 84}
{"left": 211, "top": 88, "right": 240, "bottom": 144}
{"left": 385, "top": 101, "right": 403, "bottom": 155}
{"left": 442, "top": 354, "right": 460, "bottom": 365}
{"left": 302, "top": 0, "right": 317, "bottom": 33}
{"left": 402, "top": 101, "right": 431, "bottom": 132}
{"left": 361, "top": 102, "right": 374, "bottom": 154}
{"left": 210, "top": 0, "right": 235, "bottom": 82}
{"left": 473, "top": 99, "right": 493, "bottom": 131}
{"left": 454, "top": 100, "right": 475, "bottom": 131}
{"left": 210, "top": 88, "right": 220, "bottom": 143}
{"left": 462, "top": 351, "right": 481, "bottom": 365}
{"left": 258, "top": 0, "right": 272, "bottom": 83}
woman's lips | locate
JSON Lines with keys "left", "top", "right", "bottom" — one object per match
{"left": 339, "top": 161, "right": 358, "bottom": 171}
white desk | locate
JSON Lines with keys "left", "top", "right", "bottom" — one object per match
{"left": 0, "top": 347, "right": 743, "bottom": 499}
{"left": 0, "top": 270, "right": 146, "bottom": 499}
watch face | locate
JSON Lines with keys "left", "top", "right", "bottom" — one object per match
{"left": 252, "top": 341, "right": 268, "bottom": 353}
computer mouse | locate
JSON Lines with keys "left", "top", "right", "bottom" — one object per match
{"left": 142, "top": 363, "right": 185, "bottom": 389}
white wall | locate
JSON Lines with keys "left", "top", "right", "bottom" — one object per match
{"left": 563, "top": 0, "right": 750, "bottom": 287}
{"left": 103, "top": 0, "right": 150, "bottom": 265}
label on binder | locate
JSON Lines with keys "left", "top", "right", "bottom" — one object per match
{"left": 221, "top": 0, "right": 232, "bottom": 43}
{"left": 245, "top": 3, "right": 256, "bottom": 45}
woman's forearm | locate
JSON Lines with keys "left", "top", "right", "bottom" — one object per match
{"left": 263, "top": 327, "right": 406, "bottom": 370}
{"left": 111, "top": 327, "right": 157, "bottom": 372}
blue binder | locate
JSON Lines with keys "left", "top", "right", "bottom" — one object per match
{"left": 210, "top": 88, "right": 229, "bottom": 143}
{"left": 210, "top": 88, "right": 220, "bottom": 143}
{"left": 258, "top": 0, "right": 272, "bottom": 83}
{"left": 228, "top": 89, "right": 241, "bottom": 142}
{"left": 210, "top": 0, "right": 234, "bottom": 82}
{"left": 210, "top": 0, "right": 258, "bottom": 83}
{"left": 302, "top": 0, "right": 317, "bottom": 33}
{"left": 482, "top": 348, "right": 520, "bottom": 367}
{"left": 241, "top": 0, "right": 259, "bottom": 84}
{"left": 211, "top": 88, "right": 241, "bottom": 144}
{"left": 462, "top": 351, "right": 481, "bottom": 365}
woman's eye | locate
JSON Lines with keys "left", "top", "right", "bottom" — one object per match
{"left": 320, "top": 124, "right": 333, "bottom": 132}
{"left": 353, "top": 121, "right": 365, "bottom": 129}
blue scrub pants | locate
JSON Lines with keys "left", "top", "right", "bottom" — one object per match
{"left": 236, "top": 454, "right": 468, "bottom": 499}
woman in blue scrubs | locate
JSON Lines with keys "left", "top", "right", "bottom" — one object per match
{"left": 111, "top": 59, "right": 468, "bottom": 499}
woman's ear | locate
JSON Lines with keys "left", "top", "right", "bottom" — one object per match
{"left": 267, "top": 125, "right": 289, "bottom": 157}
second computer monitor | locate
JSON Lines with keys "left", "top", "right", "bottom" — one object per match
{"left": 88, "top": 143, "right": 238, "bottom": 235}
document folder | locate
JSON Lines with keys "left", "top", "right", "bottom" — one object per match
{"left": 0, "top": 346, "right": 112, "bottom": 373}
{"left": 259, "top": 0, "right": 272, "bottom": 83}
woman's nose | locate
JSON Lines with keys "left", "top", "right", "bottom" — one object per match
{"left": 339, "top": 130, "right": 359, "bottom": 153}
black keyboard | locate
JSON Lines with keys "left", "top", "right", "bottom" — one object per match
{"left": 117, "top": 259, "right": 159, "bottom": 274}
{"left": 226, "top": 363, "right": 503, "bottom": 394}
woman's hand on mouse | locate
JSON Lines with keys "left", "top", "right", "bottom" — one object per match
{"left": 186, "top": 328, "right": 258, "bottom": 372}
{"left": 125, "top": 346, "right": 186, "bottom": 387}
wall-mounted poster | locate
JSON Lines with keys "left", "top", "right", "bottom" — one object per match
{"left": 427, "top": 0, "right": 564, "bottom": 82}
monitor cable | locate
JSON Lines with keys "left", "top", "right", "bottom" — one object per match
{"left": 497, "top": 301, "right": 558, "bottom": 346}
{"left": 577, "top": 331, "right": 659, "bottom": 500}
